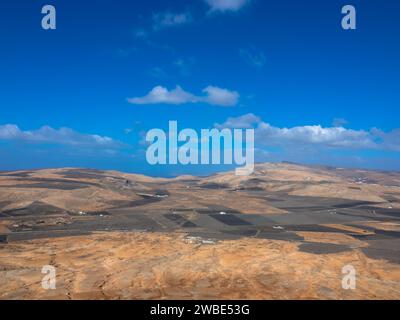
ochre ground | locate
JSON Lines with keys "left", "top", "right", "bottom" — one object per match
{"left": 1, "top": 231, "right": 399, "bottom": 300}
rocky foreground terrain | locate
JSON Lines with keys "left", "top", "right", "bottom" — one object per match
{"left": 0, "top": 163, "right": 400, "bottom": 299}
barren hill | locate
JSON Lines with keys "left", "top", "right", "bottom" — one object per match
{"left": 1, "top": 163, "right": 400, "bottom": 299}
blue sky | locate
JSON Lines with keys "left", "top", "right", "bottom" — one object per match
{"left": 1, "top": 0, "right": 399, "bottom": 176}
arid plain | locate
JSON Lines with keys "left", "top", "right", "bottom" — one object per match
{"left": 1, "top": 163, "right": 400, "bottom": 299}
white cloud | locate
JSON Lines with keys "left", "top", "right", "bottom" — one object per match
{"left": 173, "top": 58, "right": 195, "bottom": 76}
{"left": 127, "top": 86, "right": 197, "bottom": 105}
{"left": 371, "top": 128, "right": 400, "bottom": 152}
{"left": 205, "top": 0, "right": 250, "bottom": 12}
{"left": 215, "top": 113, "right": 261, "bottom": 129}
{"left": 239, "top": 47, "right": 266, "bottom": 67}
{"left": 153, "top": 12, "right": 192, "bottom": 30}
{"left": 202, "top": 86, "right": 239, "bottom": 106}
{"left": 256, "top": 123, "right": 375, "bottom": 149}
{"left": 215, "top": 113, "right": 400, "bottom": 152}
{"left": 148, "top": 58, "right": 195, "bottom": 79}
{"left": 0, "top": 124, "right": 123, "bottom": 148}
{"left": 127, "top": 85, "right": 239, "bottom": 107}
{"left": 332, "top": 118, "right": 348, "bottom": 127}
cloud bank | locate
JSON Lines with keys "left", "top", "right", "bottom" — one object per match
{"left": 152, "top": 12, "right": 192, "bottom": 30}
{"left": 205, "top": 0, "right": 250, "bottom": 12}
{"left": 0, "top": 124, "right": 123, "bottom": 148}
{"left": 127, "top": 85, "right": 239, "bottom": 107}
{"left": 215, "top": 113, "right": 400, "bottom": 152}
